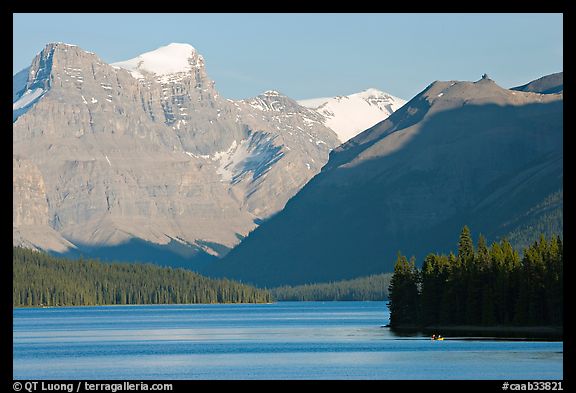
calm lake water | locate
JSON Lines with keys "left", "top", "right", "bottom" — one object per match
{"left": 13, "top": 302, "right": 563, "bottom": 380}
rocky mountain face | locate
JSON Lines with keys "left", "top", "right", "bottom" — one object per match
{"left": 206, "top": 75, "right": 563, "bottom": 286}
{"left": 12, "top": 43, "right": 340, "bottom": 266}
{"left": 298, "top": 88, "right": 406, "bottom": 143}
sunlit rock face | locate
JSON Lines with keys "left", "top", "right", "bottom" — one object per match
{"left": 13, "top": 43, "right": 340, "bottom": 265}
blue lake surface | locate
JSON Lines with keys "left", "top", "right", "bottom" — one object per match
{"left": 13, "top": 301, "right": 563, "bottom": 380}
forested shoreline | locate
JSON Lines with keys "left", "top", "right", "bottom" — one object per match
{"left": 13, "top": 246, "right": 392, "bottom": 307}
{"left": 271, "top": 273, "right": 391, "bottom": 301}
{"left": 13, "top": 247, "right": 271, "bottom": 307}
{"left": 388, "top": 227, "right": 563, "bottom": 334}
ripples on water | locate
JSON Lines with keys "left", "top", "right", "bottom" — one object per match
{"left": 13, "top": 302, "right": 563, "bottom": 380}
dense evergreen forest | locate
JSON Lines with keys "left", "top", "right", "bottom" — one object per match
{"left": 13, "top": 247, "right": 271, "bottom": 307}
{"left": 271, "top": 273, "right": 392, "bottom": 301}
{"left": 388, "top": 227, "right": 562, "bottom": 329}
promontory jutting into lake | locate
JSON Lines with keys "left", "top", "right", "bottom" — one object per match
{"left": 13, "top": 13, "right": 563, "bottom": 381}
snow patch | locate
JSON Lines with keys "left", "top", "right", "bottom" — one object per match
{"left": 55, "top": 42, "right": 77, "bottom": 47}
{"left": 212, "top": 140, "right": 238, "bottom": 162}
{"left": 247, "top": 97, "right": 283, "bottom": 112}
{"left": 13, "top": 88, "right": 44, "bottom": 110}
{"left": 212, "top": 135, "right": 284, "bottom": 183}
{"left": 297, "top": 96, "right": 332, "bottom": 108}
{"left": 185, "top": 151, "right": 211, "bottom": 160}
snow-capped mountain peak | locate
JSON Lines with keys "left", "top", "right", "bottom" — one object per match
{"left": 111, "top": 43, "right": 201, "bottom": 81}
{"left": 298, "top": 88, "right": 407, "bottom": 143}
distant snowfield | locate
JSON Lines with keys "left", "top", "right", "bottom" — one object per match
{"left": 299, "top": 88, "right": 406, "bottom": 143}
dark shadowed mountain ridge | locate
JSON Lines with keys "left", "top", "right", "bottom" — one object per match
{"left": 203, "top": 74, "right": 563, "bottom": 287}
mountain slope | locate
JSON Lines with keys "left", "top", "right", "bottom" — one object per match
{"left": 205, "top": 75, "right": 563, "bottom": 286}
{"left": 12, "top": 43, "right": 339, "bottom": 266}
{"left": 511, "top": 72, "right": 563, "bottom": 94}
{"left": 298, "top": 88, "right": 406, "bottom": 143}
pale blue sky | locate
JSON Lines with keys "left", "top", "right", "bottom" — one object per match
{"left": 13, "top": 13, "right": 563, "bottom": 101}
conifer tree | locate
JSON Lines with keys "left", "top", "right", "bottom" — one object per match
{"left": 476, "top": 234, "right": 496, "bottom": 325}
{"left": 420, "top": 254, "right": 444, "bottom": 326}
{"left": 458, "top": 225, "right": 475, "bottom": 268}
{"left": 388, "top": 252, "right": 419, "bottom": 328}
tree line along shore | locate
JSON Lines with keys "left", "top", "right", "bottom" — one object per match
{"left": 13, "top": 247, "right": 272, "bottom": 306}
{"left": 13, "top": 247, "right": 392, "bottom": 307}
